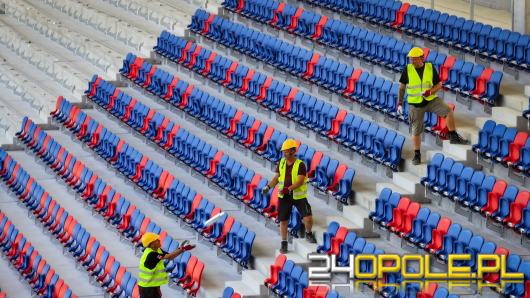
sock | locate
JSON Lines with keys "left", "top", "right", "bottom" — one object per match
{"left": 306, "top": 231, "right": 312, "bottom": 236}
{"left": 281, "top": 239, "right": 287, "bottom": 243}
{"left": 414, "top": 150, "right": 421, "bottom": 156}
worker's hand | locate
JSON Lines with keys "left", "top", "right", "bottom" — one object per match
{"left": 397, "top": 104, "right": 403, "bottom": 115}
{"left": 280, "top": 187, "right": 291, "bottom": 196}
{"left": 261, "top": 186, "right": 270, "bottom": 195}
{"left": 422, "top": 89, "right": 432, "bottom": 97}
{"left": 179, "top": 240, "right": 196, "bottom": 251}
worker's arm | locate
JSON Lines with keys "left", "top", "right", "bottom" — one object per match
{"left": 161, "top": 248, "right": 184, "bottom": 260}
{"left": 267, "top": 173, "right": 280, "bottom": 189}
{"left": 429, "top": 81, "right": 443, "bottom": 94}
{"left": 398, "top": 83, "right": 406, "bottom": 106}
{"left": 288, "top": 175, "right": 306, "bottom": 191}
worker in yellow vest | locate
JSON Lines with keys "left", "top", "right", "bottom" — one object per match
{"left": 262, "top": 139, "right": 316, "bottom": 254}
{"left": 138, "top": 232, "right": 195, "bottom": 298}
{"left": 397, "top": 47, "right": 468, "bottom": 165}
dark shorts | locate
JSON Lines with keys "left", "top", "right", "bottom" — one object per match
{"left": 278, "top": 195, "right": 312, "bottom": 221}
{"left": 139, "top": 286, "right": 162, "bottom": 298}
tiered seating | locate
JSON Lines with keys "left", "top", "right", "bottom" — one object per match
{"left": 473, "top": 120, "right": 530, "bottom": 175}
{"left": 86, "top": 75, "right": 306, "bottom": 234}
{"left": 16, "top": 117, "right": 205, "bottom": 296}
{"left": 42, "top": 0, "right": 154, "bottom": 54}
{"left": 190, "top": 9, "right": 503, "bottom": 105}
{"left": 4, "top": 0, "right": 122, "bottom": 75}
{"left": 370, "top": 188, "right": 530, "bottom": 297}
{"left": 221, "top": 287, "right": 241, "bottom": 298}
{"left": 50, "top": 97, "right": 255, "bottom": 269}
{"left": 0, "top": 210, "right": 75, "bottom": 298}
{"left": 151, "top": 35, "right": 406, "bottom": 171}
{"left": 100, "top": 0, "right": 189, "bottom": 32}
{"left": 421, "top": 153, "right": 530, "bottom": 236}
{"left": 116, "top": 55, "right": 360, "bottom": 197}
{"left": 263, "top": 254, "right": 307, "bottom": 297}
{"left": 0, "top": 148, "right": 138, "bottom": 297}
{"left": 0, "top": 61, "right": 54, "bottom": 119}
{"left": 110, "top": 62, "right": 355, "bottom": 201}
{"left": 308, "top": 222, "right": 460, "bottom": 298}
{"left": 263, "top": 256, "right": 348, "bottom": 298}
{"left": 0, "top": 25, "right": 86, "bottom": 98}
{"left": 293, "top": 0, "right": 530, "bottom": 71}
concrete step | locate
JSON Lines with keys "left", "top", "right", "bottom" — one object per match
{"left": 342, "top": 205, "right": 370, "bottom": 228}
{"left": 252, "top": 256, "right": 277, "bottom": 280}
{"left": 501, "top": 93, "right": 527, "bottom": 113}
{"left": 391, "top": 172, "right": 420, "bottom": 194}
{"left": 457, "top": 125, "right": 480, "bottom": 146}
{"left": 292, "top": 238, "right": 319, "bottom": 260}
{"left": 492, "top": 106, "right": 521, "bottom": 127}
{"left": 475, "top": 116, "right": 491, "bottom": 130}
{"left": 352, "top": 189, "right": 377, "bottom": 210}
{"left": 441, "top": 140, "right": 472, "bottom": 161}
{"left": 241, "top": 270, "right": 267, "bottom": 296}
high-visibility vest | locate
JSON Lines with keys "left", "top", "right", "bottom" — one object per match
{"left": 278, "top": 158, "right": 308, "bottom": 200}
{"left": 138, "top": 247, "right": 169, "bottom": 287}
{"left": 406, "top": 63, "right": 437, "bottom": 104}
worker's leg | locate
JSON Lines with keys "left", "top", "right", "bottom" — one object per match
{"left": 278, "top": 196, "right": 293, "bottom": 253}
{"left": 303, "top": 215, "right": 313, "bottom": 233}
{"left": 412, "top": 134, "right": 421, "bottom": 151}
{"left": 295, "top": 199, "right": 316, "bottom": 243}
{"left": 408, "top": 104, "right": 426, "bottom": 164}
{"left": 445, "top": 109, "right": 456, "bottom": 131}
{"left": 430, "top": 98, "right": 468, "bottom": 144}
{"left": 279, "top": 220, "right": 289, "bottom": 240}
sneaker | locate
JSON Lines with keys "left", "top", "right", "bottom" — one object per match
{"left": 305, "top": 232, "right": 317, "bottom": 244}
{"left": 280, "top": 241, "right": 288, "bottom": 254}
{"left": 448, "top": 131, "right": 469, "bottom": 145}
{"left": 412, "top": 153, "right": 421, "bottom": 165}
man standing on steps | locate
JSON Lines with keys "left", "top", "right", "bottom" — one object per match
{"left": 398, "top": 47, "right": 469, "bottom": 165}
{"left": 262, "top": 139, "right": 316, "bottom": 254}
{"left": 138, "top": 232, "right": 195, "bottom": 298}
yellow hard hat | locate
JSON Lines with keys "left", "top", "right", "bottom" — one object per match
{"left": 408, "top": 47, "right": 424, "bottom": 58}
{"left": 141, "top": 232, "right": 159, "bottom": 248}
{"left": 281, "top": 139, "right": 298, "bottom": 151}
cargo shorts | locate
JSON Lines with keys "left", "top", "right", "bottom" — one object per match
{"left": 409, "top": 97, "right": 451, "bottom": 136}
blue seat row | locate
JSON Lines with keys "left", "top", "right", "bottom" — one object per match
{"left": 86, "top": 75, "right": 306, "bottom": 238}
{"left": 0, "top": 210, "right": 74, "bottom": 298}
{"left": 152, "top": 34, "right": 405, "bottom": 170}
{"left": 118, "top": 56, "right": 360, "bottom": 200}
{"left": 16, "top": 116, "right": 205, "bottom": 296}
{"left": 0, "top": 147, "right": 139, "bottom": 297}
{"left": 295, "top": 0, "right": 530, "bottom": 71}
{"left": 49, "top": 96, "right": 255, "bottom": 269}
{"left": 421, "top": 153, "right": 530, "bottom": 236}
{"left": 370, "top": 188, "right": 529, "bottom": 297}
{"left": 213, "top": 5, "right": 503, "bottom": 104}
{"left": 473, "top": 120, "right": 530, "bottom": 175}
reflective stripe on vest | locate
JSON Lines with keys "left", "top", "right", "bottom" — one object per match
{"left": 138, "top": 247, "right": 169, "bottom": 287}
{"left": 406, "top": 63, "right": 437, "bottom": 104}
{"left": 278, "top": 158, "right": 308, "bottom": 200}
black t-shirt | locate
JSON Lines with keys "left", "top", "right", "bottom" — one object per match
{"left": 275, "top": 161, "right": 307, "bottom": 188}
{"left": 399, "top": 64, "right": 440, "bottom": 107}
{"left": 144, "top": 250, "right": 167, "bottom": 270}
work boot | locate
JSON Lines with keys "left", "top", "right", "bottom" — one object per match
{"left": 280, "top": 240, "right": 288, "bottom": 254}
{"left": 448, "top": 131, "right": 469, "bottom": 145}
{"left": 305, "top": 231, "right": 317, "bottom": 244}
{"left": 412, "top": 152, "right": 421, "bottom": 165}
